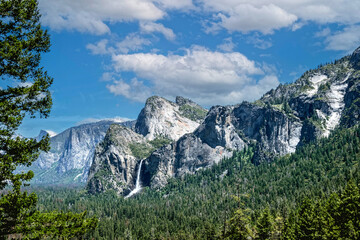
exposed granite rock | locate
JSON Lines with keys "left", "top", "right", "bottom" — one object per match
{"left": 134, "top": 96, "right": 206, "bottom": 141}
{"left": 144, "top": 102, "right": 302, "bottom": 187}
{"left": 88, "top": 47, "right": 360, "bottom": 194}
{"left": 87, "top": 96, "right": 207, "bottom": 194}
{"left": 28, "top": 121, "right": 117, "bottom": 184}
{"left": 142, "top": 47, "right": 360, "bottom": 189}
{"left": 87, "top": 124, "right": 149, "bottom": 195}
{"left": 143, "top": 133, "right": 232, "bottom": 189}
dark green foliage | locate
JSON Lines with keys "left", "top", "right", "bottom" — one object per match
{"left": 0, "top": 0, "right": 97, "bottom": 238}
{"left": 129, "top": 142, "right": 154, "bottom": 160}
{"left": 130, "top": 136, "right": 172, "bottom": 160}
{"left": 31, "top": 124, "right": 360, "bottom": 239}
{"left": 256, "top": 207, "right": 273, "bottom": 239}
{"left": 148, "top": 136, "right": 172, "bottom": 149}
{"left": 282, "top": 180, "right": 360, "bottom": 239}
{"left": 318, "top": 81, "right": 331, "bottom": 92}
{"left": 178, "top": 104, "right": 207, "bottom": 122}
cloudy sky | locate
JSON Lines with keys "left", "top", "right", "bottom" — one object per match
{"left": 19, "top": 0, "right": 360, "bottom": 137}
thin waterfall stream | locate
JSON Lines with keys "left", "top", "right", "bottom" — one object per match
{"left": 125, "top": 159, "right": 144, "bottom": 199}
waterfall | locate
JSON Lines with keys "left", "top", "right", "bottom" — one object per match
{"left": 125, "top": 159, "right": 144, "bottom": 199}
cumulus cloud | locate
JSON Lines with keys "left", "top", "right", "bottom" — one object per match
{"left": 154, "top": 0, "right": 194, "bottom": 10}
{"left": 106, "top": 78, "right": 152, "bottom": 102}
{"left": 87, "top": 34, "right": 152, "bottom": 55}
{"left": 39, "top": 0, "right": 360, "bottom": 38}
{"left": 218, "top": 4, "right": 297, "bottom": 34}
{"left": 107, "top": 47, "right": 279, "bottom": 105}
{"left": 39, "top": 0, "right": 165, "bottom": 35}
{"left": 217, "top": 37, "right": 236, "bottom": 52}
{"left": 86, "top": 39, "right": 113, "bottom": 55}
{"left": 200, "top": 0, "right": 360, "bottom": 34}
{"left": 116, "top": 34, "right": 152, "bottom": 53}
{"left": 324, "top": 25, "right": 360, "bottom": 52}
{"left": 140, "top": 22, "right": 176, "bottom": 40}
{"left": 246, "top": 34, "right": 272, "bottom": 49}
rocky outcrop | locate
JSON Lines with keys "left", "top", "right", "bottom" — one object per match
{"left": 86, "top": 96, "right": 208, "bottom": 194}
{"left": 134, "top": 96, "right": 206, "bottom": 141}
{"left": 141, "top": 47, "right": 360, "bottom": 189}
{"left": 28, "top": 120, "right": 134, "bottom": 185}
{"left": 143, "top": 102, "right": 302, "bottom": 188}
{"left": 87, "top": 124, "right": 150, "bottom": 195}
{"left": 84, "top": 47, "right": 360, "bottom": 195}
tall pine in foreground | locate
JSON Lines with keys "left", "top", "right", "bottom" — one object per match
{"left": 0, "top": 0, "right": 97, "bottom": 238}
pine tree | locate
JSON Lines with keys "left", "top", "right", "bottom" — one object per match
{"left": 256, "top": 207, "right": 273, "bottom": 239}
{"left": 0, "top": 0, "right": 97, "bottom": 238}
{"left": 337, "top": 180, "right": 360, "bottom": 239}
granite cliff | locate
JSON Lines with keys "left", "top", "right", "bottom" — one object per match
{"left": 140, "top": 47, "right": 360, "bottom": 190}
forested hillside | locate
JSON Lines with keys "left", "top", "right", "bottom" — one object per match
{"left": 33, "top": 124, "right": 360, "bottom": 239}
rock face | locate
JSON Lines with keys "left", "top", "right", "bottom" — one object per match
{"left": 86, "top": 96, "right": 208, "bottom": 194}
{"left": 29, "top": 120, "right": 133, "bottom": 185}
{"left": 141, "top": 47, "right": 360, "bottom": 189}
{"left": 44, "top": 47, "right": 360, "bottom": 194}
{"left": 134, "top": 96, "right": 207, "bottom": 141}
{"left": 87, "top": 125, "right": 150, "bottom": 194}
{"left": 143, "top": 103, "right": 302, "bottom": 188}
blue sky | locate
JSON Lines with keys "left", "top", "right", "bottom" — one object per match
{"left": 18, "top": 0, "right": 360, "bottom": 137}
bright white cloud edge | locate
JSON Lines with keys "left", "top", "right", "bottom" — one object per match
{"left": 106, "top": 47, "right": 279, "bottom": 105}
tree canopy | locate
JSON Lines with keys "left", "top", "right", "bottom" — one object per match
{"left": 0, "top": 0, "right": 97, "bottom": 238}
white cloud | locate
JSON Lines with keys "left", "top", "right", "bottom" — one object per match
{"left": 217, "top": 4, "right": 297, "bottom": 34}
{"left": 87, "top": 34, "right": 152, "bottom": 55}
{"left": 86, "top": 39, "right": 113, "bottom": 55}
{"left": 108, "top": 47, "right": 279, "bottom": 105}
{"left": 106, "top": 78, "right": 152, "bottom": 102}
{"left": 39, "top": 0, "right": 360, "bottom": 39}
{"left": 76, "top": 116, "right": 133, "bottom": 125}
{"left": 315, "top": 27, "right": 331, "bottom": 38}
{"left": 246, "top": 34, "right": 272, "bottom": 49}
{"left": 39, "top": 0, "right": 165, "bottom": 35}
{"left": 324, "top": 25, "right": 360, "bottom": 52}
{"left": 155, "top": 0, "right": 194, "bottom": 10}
{"left": 116, "top": 34, "right": 152, "bottom": 53}
{"left": 200, "top": 0, "right": 360, "bottom": 34}
{"left": 140, "top": 22, "right": 176, "bottom": 40}
{"left": 217, "top": 37, "right": 236, "bottom": 52}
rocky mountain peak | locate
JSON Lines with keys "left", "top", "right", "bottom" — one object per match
{"left": 35, "top": 130, "right": 50, "bottom": 142}
{"left": 134, "top": 96, "right": 207, "bottom": 141}
{"left": 351, "top": 46, "right": 360, "bottom": 67}
{"left": 176, "top": 96, "right": 197, "bottom": 107}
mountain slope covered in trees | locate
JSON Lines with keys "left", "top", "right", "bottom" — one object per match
{"left": 33, "top": 124, "right": 360, "bottom": 239}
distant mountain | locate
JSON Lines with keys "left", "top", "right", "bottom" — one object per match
{"left": 87, "top": 96, "right": 208, "bottom": 194}
{"left": 27, "top": 120, "right": 133, "bottom": 185}
{"left": 137, "top": 46, "right": 360, "bottom": 191}
{"left": 29, "top": 47, "right": 360, "bottom": 193}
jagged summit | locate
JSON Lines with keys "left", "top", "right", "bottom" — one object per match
{"left": 176, "top": 96, "right": 198, "bottom": 107}
{"left": 87, "top": 95, "right": 209, "bottom": 195}
{"left": 139, "top": 50, "right": 360, "bottom": 189}
{"left": 351, "top": 46, "right": 360, "bottom": 66}
{"left": 134, "top": 95, "right": 207, "bottom": 141}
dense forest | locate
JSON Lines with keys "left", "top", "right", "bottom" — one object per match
{"left": 31, "top": 124, "right": 360, "bottom": 239}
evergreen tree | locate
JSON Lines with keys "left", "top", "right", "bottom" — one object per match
{"left": 256, "top": 207, "right": 273, "bottom": 240}
{"left": 337, "top": 180, "right": 360, "bottom": 239}
{"left": 225, "top": 197, "right": 253, "bottom": 240}
{"left": 295, "top": 198, "right": 317, "bottom": 239}
{"left": 0, "top": 0, "right": 97, "bottom": 238}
